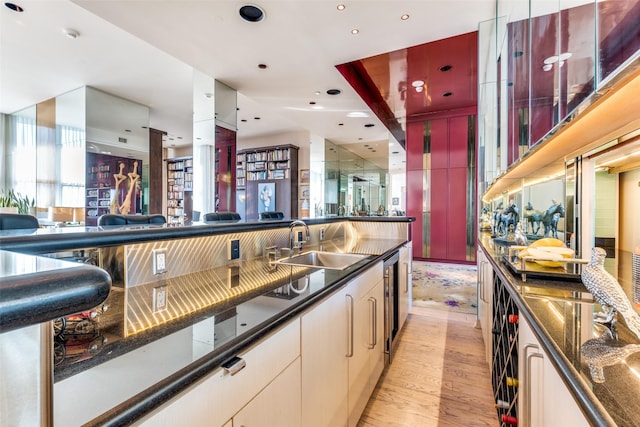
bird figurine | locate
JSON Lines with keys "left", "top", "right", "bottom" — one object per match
{"left": 580, "top": 331, "right": 640, "bottom": 383}
{"left": 582, "top": 247, "right": 640, "bottom": 340}
{"left": 514, "top": 222, "right": 528, "bottom": 246}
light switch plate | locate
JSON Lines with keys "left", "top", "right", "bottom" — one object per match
{"left": 153, "top": 248, "right": 168, "bottom": 275}
{"left": 228, "top": 239, "right": 240, "bottom": 260}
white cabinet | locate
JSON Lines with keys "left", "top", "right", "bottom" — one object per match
{"left": 233, "top": 358, "right": 301, "bottom": 427}
{"left": 301, "top": 261, "right": 384, "bottom": 427}
{"left": 477, "top": 249, "right": 493, "bottom": 366}
{"left": 137, "top": 319, "right": 300, "bottom": 427}
{"left": 347, "top": 269, "right": 384, "bottom": 427}
{"left": 398, "top": 243, "right": 412, "bottom": 331}
{"left": 518, "top": 316, "right": 588, "bottom": 427}
{"left": 301, "top": 284, "right": 349, "bottom": 427}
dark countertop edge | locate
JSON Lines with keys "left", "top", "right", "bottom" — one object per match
{"left": 478, "top": 241, "right": 617, "bottom": 427}
{"left": 0, "top": 216, "right": 415, "bottom": 255}
{"left": 0, "top": 261, "right": 112, "bottom": 333}
{"left": 85, "top": 243, "right": 404, "bottom": 427}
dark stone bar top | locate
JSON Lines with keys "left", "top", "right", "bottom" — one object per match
{"left": 0, "top": 250, "right": 111, "bottom": 332}
{"left": 0, "top": 216, "right": 414, "bottom": 255}
{"left": 479, "top": 235, "right": 640, "bottom": 427}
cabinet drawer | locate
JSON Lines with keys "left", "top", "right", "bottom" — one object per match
{"left": 138, "top": 318, "right": 300, "bottom": 427}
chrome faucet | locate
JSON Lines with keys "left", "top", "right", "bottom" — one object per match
{"left": 289, "top": 220, "right": 310, "bottom": 252}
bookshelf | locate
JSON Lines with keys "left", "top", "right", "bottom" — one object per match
{"left": 237, "top": 145, "right": 299, "bottom": 220}
{"left": 166, "top": 157, "right": 193, "bottom": 224}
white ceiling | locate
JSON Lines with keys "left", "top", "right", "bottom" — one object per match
{"left": 0, "top": 0, "right": 495, "bottom": 170}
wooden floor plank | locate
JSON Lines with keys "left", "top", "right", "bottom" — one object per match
{"left": 358, "top": 307, "right": 498, "bottom": 427}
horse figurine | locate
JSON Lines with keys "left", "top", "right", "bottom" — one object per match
{"left": 523, "top": 202, "right": 543, "bottom": 235}
{"left": 541, "top": 202, "right": 565, "bottom": 238}
{"left": 494, "top": 203, "right": 519, "bottom": 237}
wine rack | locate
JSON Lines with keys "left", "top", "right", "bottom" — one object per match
{"left": 491, "top": 274, "right": 519, "bottom": 425}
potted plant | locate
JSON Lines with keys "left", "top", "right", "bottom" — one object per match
{"left": 0, "top": 189, "right": 35, "bottom": 214}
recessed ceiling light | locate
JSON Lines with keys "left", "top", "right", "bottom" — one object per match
{"left": 204, "top": 93, "right": 213, "bottom": 99}
{"left": 171, "top": 144, "right": 176, "bottom": 147}
{"left": 439, "top": 65, "right": 452, "bottom": 72}
{"left": 177, "top": 136, "right": 182, "bottom": 139}
{"left": 196, "top": 137, "right": 202, "bottom": 140}
{"left": 257, "top": 63, "right": 267, "bottom": 69}
{"left": 124, "top": 129, "right": 131, "bottom": 133}
{"left": 364, "top": 123, "right": 374, "bottom": 128}
{"left": 351, "top": 29, "right": 359, "bottom": 35}
{"left": 392, "top": 151, "right": 399, "bottom": 154}
{"left": 401, "top": 14, "right": 410, "bottom": 20}
{"left": 338, "top": 123, "right": 344, "bottom": 126}
{"left": 443, "top": 92, "right": 453, "bottom": 97}
{"left": 309, "top": 101, "right": 316, "bottom": 105}
{"left": 326, "top": 88, "right": 341, "bottom": 95}
{"left": 239, "top": 4, "right": 265, "bottom": 22}
{"left": 254, "top": 117, "right": 261, "bottom": 120}
{"left": 358, "top": 138, "right": 363, "bottom": 140}
{"left": 4, "top": 2, "right": 23, "bottom": 12}
{"left": 241, "top": 119, "right": 247, "bottom": 122}
{"left": 347, "top": 111, "right": 369, "bottom": 118}
{"left": 315, "top": 91, "right": 321, "bottom": 96}
{"left": 63, "top": 28, "right": 80, "bottom": 39}
{"left": 372, "top": 150, "right": 376, "bottom": 153}
{"left": 411, "top": 80, "right": 424, "bottom": 87}
{"left": 337, "top": 4, "right": 345, "bottom": 11}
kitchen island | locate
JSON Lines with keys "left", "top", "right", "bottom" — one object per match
{"left": 0, "top": 216, "right": 413, "bottom": 426}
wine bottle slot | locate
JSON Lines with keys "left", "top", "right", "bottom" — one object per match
{"left": 501, "top": 414, "right": 518, "bottom": 425}
{"left": 494, "top": 399, "right": 510, "bottom": 409}
{"left": 506, "top": 377, "right": 518, "bottom": 387}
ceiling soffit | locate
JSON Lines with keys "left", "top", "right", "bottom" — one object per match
{"left": 338, "top": 31, "right": 480, "bottom": 144}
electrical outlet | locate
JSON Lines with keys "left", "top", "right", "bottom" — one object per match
{"left": 153, "top": 285, "right": 168, "bottom": 312}
{"left": 228, "top": 239, "right": 240, "bottom": 260}
{"left": 152, "top": 248, "right": 167, "bottom": 275}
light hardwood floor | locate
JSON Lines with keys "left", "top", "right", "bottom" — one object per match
{"left": 358, "top": 306, "right": 498, "bottom": 427}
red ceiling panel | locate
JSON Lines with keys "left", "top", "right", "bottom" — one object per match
{"left": 337, "top": 32, "right": 479, "bottom": 145}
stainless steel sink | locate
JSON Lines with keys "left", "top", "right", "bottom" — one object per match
{"left": 274, "top": 251, "right": 368, "bottom": 270}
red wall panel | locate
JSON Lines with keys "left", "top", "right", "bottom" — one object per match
{"left": 430, "top": 168, "right": 448, "bottom": 260}
{"left": 447, "top": 167, "right": 468, "bottom": 261}
{"left": 430, "top": 118, "right": 449, "bottom": 169}
{"left": 406, "top": 121, "right": 424, "bottom": 171}
{"left": 449, "top": 116, "right": 468, "bottom": 168}
{"left": 406, "top": 169, "right": 424, "bottom": 259}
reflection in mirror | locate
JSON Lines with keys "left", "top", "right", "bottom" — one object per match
{"left": 3, "top": 105, "right": 37, "bottom": 211}
{"left": 323, "top": 141, "right": 390, "bottom": 217}
{"left": 85, "top": 87, "right": 150, "bottom": 225}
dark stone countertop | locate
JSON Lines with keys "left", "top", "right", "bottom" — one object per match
{"left": 0, "top": 216, "right": 414, "bottom": 255}
{"left": 479, "top": 236, "right": 640, "bottom": 427}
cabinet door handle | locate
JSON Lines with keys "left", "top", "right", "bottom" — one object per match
{"left": 222, "top": 356, "right": 246, "bottom": 376}
{"left": 400, "top": 262, "right": 406, "bottom": 293}
{"left": 368, "top": 297, "right": 376, "bottom": 349}
{"left": 523, "top": 343, "right": 542, "bottom": 427}
{"left": 346, "top": 294, "right": 354, "bottom": 357}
